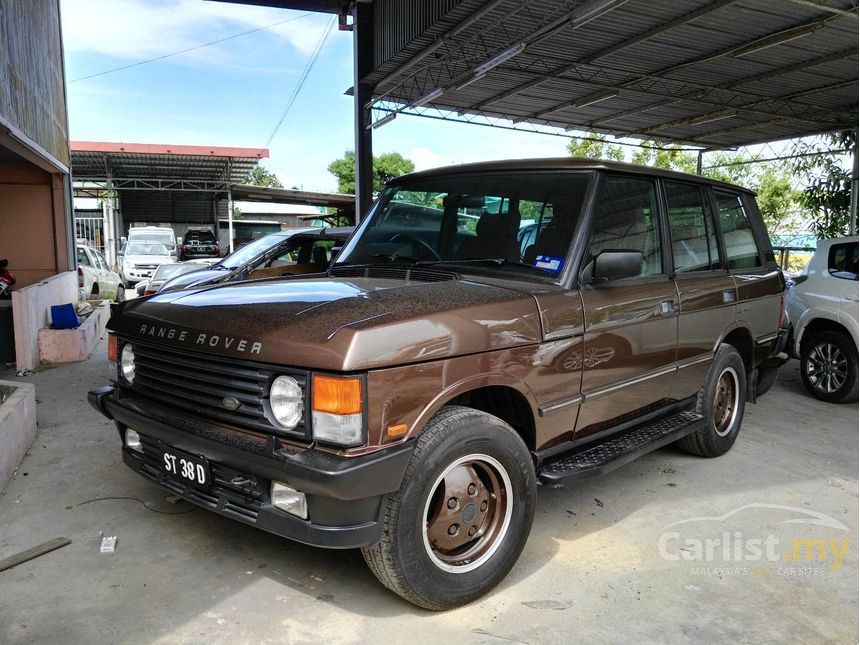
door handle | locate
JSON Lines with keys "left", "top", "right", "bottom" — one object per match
{"left": 659, "top": 300, "right": 676, "bottom": 316}
{"left": 722, "top": 289, "right": 736, "bottom": 303}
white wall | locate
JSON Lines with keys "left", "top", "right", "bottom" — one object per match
{"left": 11, "top": 271, "right": 77, "bottom": 370}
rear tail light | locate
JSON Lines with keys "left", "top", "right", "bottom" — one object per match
{"left": 108, "top": 335, "right": 118, "bottom": 362}
{"left": 77, "top": 267, "right": 83, "bottom": 288}
{"left": 144, "top": 289, "right": 156, "bottom": 296}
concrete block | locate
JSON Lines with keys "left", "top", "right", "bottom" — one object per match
{"left": 12, "top": 271, "right": 77, "bottom": 371}
{"left": 37, "top": 302, "right": 108, "bottom": 365}
{"left": 0, "top": 380, "right": 37, "bottom": 492}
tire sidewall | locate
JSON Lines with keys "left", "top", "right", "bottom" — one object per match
{"left": 800, "top": 331, "right": 858, "bottom": 403}
{"left": 697, "top": 346, "right": 747, "bottom": 456}
{"left": 392, "top": 414, "right": 535, "bottom": 608}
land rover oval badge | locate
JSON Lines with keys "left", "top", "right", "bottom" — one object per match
{"left": 221, "top": 396, "right": 240, "bottom": 411}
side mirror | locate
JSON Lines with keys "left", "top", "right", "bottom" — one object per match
{"left": 592, "top": 249, "right": 643, "bottom": 282}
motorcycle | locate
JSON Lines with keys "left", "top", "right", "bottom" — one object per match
{"left": 0, "top": 259, "right": 15, "bottom": 299}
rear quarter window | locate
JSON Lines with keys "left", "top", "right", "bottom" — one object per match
{"left": 828, "top": 242, "right": 859, "bottom": 280}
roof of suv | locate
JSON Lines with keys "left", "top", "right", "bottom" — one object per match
{"left": 389, "top": 157, "right": 756, "bottom": 195}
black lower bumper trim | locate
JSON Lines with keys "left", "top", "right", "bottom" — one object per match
{"left": 89, "top": 385, "right": 414, "bottom": 549}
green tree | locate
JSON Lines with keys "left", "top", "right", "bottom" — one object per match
{"left": 567, "top": 133, "right": 624, "bottom": 161}
{"left": 790, "top": 131, "right": 856, "bottom": 239}
{"left": 245, "top": 165, "right": 283, "bottom": 188}
{"left": 631, "top": 140, "right": 698, "bottom": 174}
{"left": 327, "top": 150, "right": 415, "bottom": 194}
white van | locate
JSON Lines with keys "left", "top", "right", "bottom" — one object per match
{"left": 119, "top": 226, "right": 179, "bottom": 262}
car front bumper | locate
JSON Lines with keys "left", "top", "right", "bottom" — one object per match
{"left": 87, "top": 385, "right": 414, "bottom": 549}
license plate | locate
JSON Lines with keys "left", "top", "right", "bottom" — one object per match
{"left": 161, "top": 446, "right": 211, "bottom": 488}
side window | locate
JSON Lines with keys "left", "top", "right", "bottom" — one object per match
{"left": 715, "top": 191, "right": 761, "bottom": 269}
{"left": 588, "top": 176, "right": 662, "bottom": 277}
{"left": 665, "top": 181, "right": 720, "bottom": 272}
{"left": 311, "top": 240, "right": 335, "bottom": 264}
{"left": 94, "top": 251, "right": 109, "bottom": 272}
{"left": 77, "top": 248, "right": 92, "bottom": 266}
{"left": 828, "top": 242, "right": 859, "bottom": 281}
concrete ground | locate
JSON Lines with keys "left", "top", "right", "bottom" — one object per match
{"left": 0, "top": 342, "right": 857, "bottom": 644}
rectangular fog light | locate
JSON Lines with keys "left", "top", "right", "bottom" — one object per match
{"left": 271, "top": 481, "right": 308, "bottom": 519}
{"left": 124, "top": 428, "right": 144, "bottom": 454}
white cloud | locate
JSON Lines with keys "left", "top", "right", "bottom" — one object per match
{"left": 60, "top": 0, "right": 328, "bottom": 61}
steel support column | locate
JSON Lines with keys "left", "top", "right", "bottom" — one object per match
{"left": 353, "top": 1, "right": 374, "bottom": 222}
{"left": 850, "top": 130, "right": 858, "bottom": 236}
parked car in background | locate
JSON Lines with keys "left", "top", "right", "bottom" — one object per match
{"left": 119, "top": 226, "right": 179, "bottom": 265}
{"left": 135, "top": 260, "right": 220, "bottom": 297}
{"left": 180, "top": 227, "right": 221, "bottom": 260}
{"left": 120, "top": 242, "right": 174, "bottom": 287}
{"left": 76, "top": 243, "right": 124, "bottom": 301}
{"left": 157, "top": 227, "right": 353, "bottom": 293}
{"left": 787, "top": 236, "right": 859, "bottom": 403}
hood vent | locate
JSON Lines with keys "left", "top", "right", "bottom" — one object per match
{"left": 329, "top": 265, "right": 459, "bottom": 283}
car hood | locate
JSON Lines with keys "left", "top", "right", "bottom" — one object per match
{"left": 109, "top": 275, "right": 542, "bottom": 371}
{"left": 125, "top": 254, "right": 172, "bottom": 265}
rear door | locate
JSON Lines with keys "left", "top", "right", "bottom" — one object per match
{"left": 664, "top": 180, "right": 737, "bottom": 401}
{"left": 576, "top": 174, "right": 678, "bottom": 438}
{"left": 713, "top": 189, "right": 784, "bottom": 367}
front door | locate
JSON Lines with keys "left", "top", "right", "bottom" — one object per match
{"left": 576, "top": 174, "right": 678, "bottom": 438}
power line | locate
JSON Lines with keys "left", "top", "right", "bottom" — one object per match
{"left": 69, "top": 13, "right": 312, "bottom": 83}
{"left": 263, "top": 15, "right": 337, "bottom": 148}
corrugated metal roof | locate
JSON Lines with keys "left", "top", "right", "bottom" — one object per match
{"left": 218, "top": 0, "right": 858, "bottom": 148}
{"left": 70, "top": 141, "right": 267, "bottom": 182}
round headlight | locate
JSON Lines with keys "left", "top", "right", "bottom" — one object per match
{"left": 120, "top": 344, "right": 136, "bottom": 383}
{"left": 270, "top": 375, "right": 303, "bottom": 429}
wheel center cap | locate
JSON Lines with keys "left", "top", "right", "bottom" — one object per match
{"left": 462, "top": 503, "right": 478, "bottom": 524}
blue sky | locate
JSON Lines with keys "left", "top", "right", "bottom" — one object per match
{"left": 61, "top": 0, "right": 570, "bottom": 192}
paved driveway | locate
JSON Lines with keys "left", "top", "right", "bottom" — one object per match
{"left": 1, "top": 347, "right": 856, "bottom": 644}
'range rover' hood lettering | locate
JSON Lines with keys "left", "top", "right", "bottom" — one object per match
{"left": 136, "top": 323, "right": 263, "bottom": 354}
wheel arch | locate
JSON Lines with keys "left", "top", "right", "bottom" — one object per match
{"left": 797, "top": 316, "right": 857, "bottom": 355}
{"left": 410, "top": 376, "right": 538, "bottom": 451}
{"left": 715, "top": 323, "right": 755, "bottom": 375}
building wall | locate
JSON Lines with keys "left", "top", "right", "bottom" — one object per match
{"left": 0, "top": 163, "right": 70, "bottom": 287}
{"left": 0, "top": 0, "right": 69, "bottom": 168}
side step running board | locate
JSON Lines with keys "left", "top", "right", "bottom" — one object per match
{"left": 538, "top": 410, "right": 705, "bottom": 486}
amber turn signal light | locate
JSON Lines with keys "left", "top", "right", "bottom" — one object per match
{"left": 312, "top": 375, "right": 362, "bottom": 415}
{"left": 386, "top": 423, "right": 408, "bottom": 438}
{"left": 107, "top": 335, "right": 118, "bottom": 362}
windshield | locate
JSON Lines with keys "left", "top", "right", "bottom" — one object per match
{"left": 127, "top": 242, "right": 169, "bottom": 256}
{"left": 336, "top": 171, "right": 592, "bottom": 280}
{"left": 129, "top": 231, "right": 175, "bottom": 249}
{"left": 221, "top": 233, "right": 295, "bottom": 269}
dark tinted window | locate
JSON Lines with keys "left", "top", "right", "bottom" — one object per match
{"left": 828, "top": 242, "right": 859, "bottom": 281}
{"left": 588, "top": 176, "right": 661, "bottom": 277}
{"left": 715, "top": 191, "right": 760, "bottom": 269}
{"left": 665, "top": 181, "right": 720, "bottom": 272}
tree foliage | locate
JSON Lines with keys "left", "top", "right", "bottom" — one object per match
{"left": 790, "top": 131, "right": 856, "bottom": 239}
{"left": 567, "top": 134, "right": 624, "bottom": 161}
{"left": 245, "top": 165, "right": 283, "bottom": 188}
{"left": 327, "top": 150, "right": 415, "bottom": 194}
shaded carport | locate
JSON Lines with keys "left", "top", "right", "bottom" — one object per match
{"left": 217, "top": 0, "right": 858, "bottom": 225}
{"left": 70, "top": 141, "right": 268, "bottom": 263}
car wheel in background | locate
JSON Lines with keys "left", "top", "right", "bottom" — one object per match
{"left": 800, "top": 330, "right": 858, "bottom": 403}
{"left": 115, "top": 285, "right": 125, "bottom": 303}
{"left": 755, "top": 365, "right": 780, "bottom": 397}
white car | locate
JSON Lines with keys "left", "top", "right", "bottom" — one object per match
{"left": 76, "top": 244, "right": 124, "bottom": 301}
{"left": 120, "top": 242, "right": 175, "bottom": 286}
{"left": 786, "top": 236, "right": 859, "bottom": 403}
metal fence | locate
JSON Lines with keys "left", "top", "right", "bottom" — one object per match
{"left": 74, "top": 215, "right": 106, "bottom": 255}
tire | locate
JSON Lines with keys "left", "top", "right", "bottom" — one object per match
{"left": 755, "top": 365, "right": 780, "bottom": 397}
{"left": 677, "top": 344, "right": 747, "bottom": 458}
{"left": 799, "top": 330, "right": 858, "bottom": 403}
{"left": 361, "top": 405, "right": 535, "bottom": 610}
{"left": 115, "top": 285, "right": 125, "bottom": 303}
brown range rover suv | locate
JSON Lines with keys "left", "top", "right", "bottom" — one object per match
{"left": 89, "top": 159, "right": 788, "bottom": 609}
